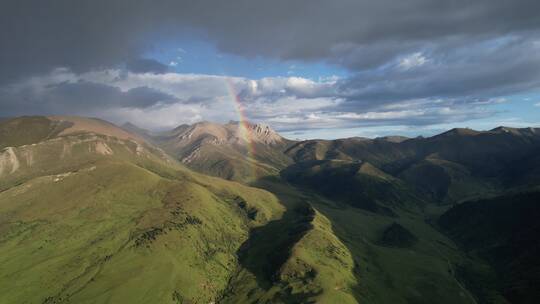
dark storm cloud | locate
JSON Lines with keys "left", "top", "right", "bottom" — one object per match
{"left": 332, "top": 36, "right": 540, "bottom": 112}
{"left": 123, "top": 86, "right": 177, "bottom": 107}
{"left": 47, "top": 82, "right": 177, "bottom": 109}
{"left": 126, "top": 59, "right": 169, "bottom": 74}
{"left": 0, "top": 80, "right": 177, "bottom": 116}
{"left": 335, "top": 35, "right": 540, "bottom": 111}
{"left": 2, "top": 0, "right": 540, "bottom": 82}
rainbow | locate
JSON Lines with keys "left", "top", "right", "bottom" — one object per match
{"left": 225, "top": 78, "right": 259, "bottom": 180}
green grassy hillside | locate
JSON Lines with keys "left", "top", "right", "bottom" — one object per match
{"left": 238, "top": 179, "right": 479, "bottom": 304}
{"left": 222, "top": 179, "right": 359, "bottom": 304}
{"left": 0, "top": 116, "right": 71, "bottom": 149}
{"left": 0, "top": 117, "right": 291, "bottom": 303}
{"left": 281, "top": 159, "right": 424, "bottom": 215}
{"left": 0, "top": 116, "right": 363, "bottom": 303}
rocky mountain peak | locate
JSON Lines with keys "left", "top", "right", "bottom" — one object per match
{"left": 245, "top": 122, "right": 283, "bottom": 145}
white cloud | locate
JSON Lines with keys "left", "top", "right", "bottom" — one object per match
{"left": 335, "top": 110, "right": 425, "bottom": 120}
{"left": 470, "top": 97, "right": 507, "bottom": 105}
{"left": 535, "top": 102, "right": 540, "bottom": 107}
{"left": 398, "top": 52, "right": 428, "bottom": 70}
{"left": 2, "top": 67, "right": 502, "bottom": 134}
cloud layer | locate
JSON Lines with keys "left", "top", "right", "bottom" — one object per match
{"left": 2, "top": 0, "right": 540, "bottom": 80}
{"left": 0, "top": 68, "right": 504, "bottom": 132}
{"left": 1, "top": 1, "right": 540, "bottom": 136}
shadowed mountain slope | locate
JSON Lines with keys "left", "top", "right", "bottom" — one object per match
{"left": 285, "top": 127, "right": 540, "bottom": 203}
{"left": 440, "top": 190, "right": 540, "bottom": 303}
{"left": 281, "top": 159, "right": 424, "bottom": 216}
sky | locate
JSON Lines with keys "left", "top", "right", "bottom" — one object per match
{"left": 1, "top": 1, "right": 540, "bottom": 139}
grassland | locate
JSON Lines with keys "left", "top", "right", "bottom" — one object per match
{"left": 0, "top": 117, "right": 289, "bottom": 303}
{"left": 241, "top": 178, "right": 480, "bottom": 304}
{"left": 222, "top": 178, "right": 359, "bottom": 303}
{"left": 2, "top": 116, "right": 538, "bottom": 303}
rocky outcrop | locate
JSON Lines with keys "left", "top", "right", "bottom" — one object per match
{"left": 0, "top": 147, "right": 20, "bottom": 176}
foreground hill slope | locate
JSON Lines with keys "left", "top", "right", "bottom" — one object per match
{"left": 0, "top": 116, "right": 365, "bottom": 303}
{"left": 0, "top": 117, "right": 359, "bottom": 303}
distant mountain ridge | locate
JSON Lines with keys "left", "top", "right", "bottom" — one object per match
{"left": 159, "top": 120, "right": 288, "bottom": 146}
{"left": 122, "top": 120, "right": 540, "bottom": 199}
{"left": 117, "top": 120, "right": 540, "bottom": 216}
{"left": 139, "top": 120, "right": 295, "bottom": 181}
{"left": 117, "top": 120, "right": 540, "bottom": 207}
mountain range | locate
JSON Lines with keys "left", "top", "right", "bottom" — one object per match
{"left": 1, "top": 115, "right": 539, "bottom": 304}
